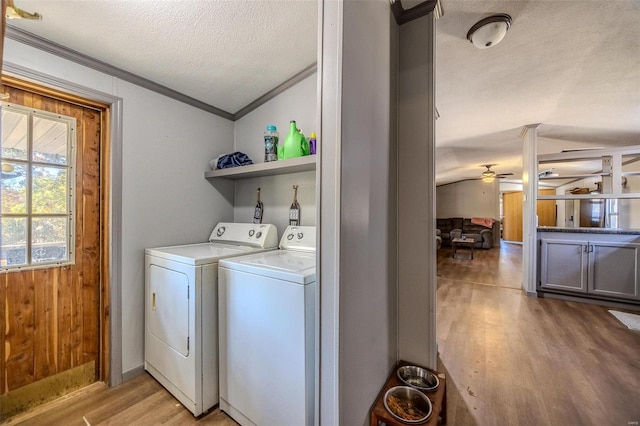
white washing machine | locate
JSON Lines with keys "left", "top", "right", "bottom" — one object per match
{"left": 218, "top": 225, "right": 317, "bottom": 426}
{"left": 144, "top": 222, "right": 278, "bottom": 417}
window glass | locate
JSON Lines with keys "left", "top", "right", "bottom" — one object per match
{"left": 1, "top": 103, "right": 75, "bottom": 270}
{"left": 33, "top": 115, "right": 69, "bottom": 165}
{"left": 1, "top": 162, "right": 27, "bottom": 214}
{"left": 1, "top": 217, "right": 27, "bottom": 266}
{"left": 1, "top": 108, "right": 28, "bottom": 160}
{"left": 32, "top": 165, "right": 67, "bottom": 214}
{"left": 32, "top": 217, "right": 68, "bottom": 263}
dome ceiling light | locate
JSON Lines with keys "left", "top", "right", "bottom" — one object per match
{"left": 467, "top": 14, "right": 512, "bottom": 49}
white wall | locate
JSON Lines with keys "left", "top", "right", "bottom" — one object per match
{"left": 232, "top": 171, "right": 316, "bottom": 235}
{"left": 233, "top": 74, "right": 317, "bottom": 236}
{"left": 436, "top": 179, "right": 499, "bottom": 219}
{"left": 4, "top": 38, "right": 235, "bottom": 376}
{"left": 234, "top": 74, "right": 317, "bottom": 164}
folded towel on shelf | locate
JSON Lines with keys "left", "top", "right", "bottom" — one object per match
{"left": 215, "top": 152, "right": 253, "bottom": 169}
{"left": 471, "top": 217, "right": 495, "bottom": 228}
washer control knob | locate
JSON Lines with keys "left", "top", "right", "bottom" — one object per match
{"left": 287, "top": 233, "right": 294, "bottom": 240}
{"left": 216, "top": 226, "right": 226, "bottom": 236}
{"left": 256, "top": 231, "right": 262, "bottom": 239}
{"left": 249, "top": 230, "right": 255, "bottom": 237}
{"left": 297, "top": 232, "right": 304, "bottom": 240}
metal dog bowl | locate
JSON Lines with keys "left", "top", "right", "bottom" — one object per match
{"left": 383, "top": 385, "right": 432, "bottom": 424}
{"left": 397, "top": 365, "right": 439, "bottom": 392}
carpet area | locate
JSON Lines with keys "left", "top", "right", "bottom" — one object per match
{"left": 609, "top": 310, "right": 640, "bottom": 331}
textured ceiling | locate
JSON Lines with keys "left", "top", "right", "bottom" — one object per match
{"left": 5, "top": 0, "right": 640, "bottom": 185}
{"left": 435, "top": 0, "right": 640, "bottom": 184}
{"left": 6, "top": 0, "right": 318, "bottom": 114}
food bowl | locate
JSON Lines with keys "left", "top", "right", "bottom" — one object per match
{"left": 383, "top": 385, "right": 432, "bottom": 424}
{"left": 397, "top": 365, "right": 440, "bottom": 392}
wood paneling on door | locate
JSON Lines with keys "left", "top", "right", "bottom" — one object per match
{"left": 503, "top": 192, "right": 522, "bottom": 242}
{"left": 537, "top": 189, "right": 557, "bottom": 227}
{"left": 0, "top": 84, "right": 102, "bottom": 395}
{"left": 503, "top": 189, "right": 558, "bottom": 242}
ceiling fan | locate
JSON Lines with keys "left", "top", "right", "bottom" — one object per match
{"left": 480, "top": 164, "right": 513, "bottom": 182}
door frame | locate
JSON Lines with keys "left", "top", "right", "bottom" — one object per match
{"left": 2, "top": 62, "right": 124, "bottom": 386}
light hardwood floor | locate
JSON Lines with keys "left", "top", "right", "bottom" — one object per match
{"left": 4, "top": 243, "right": 639, "bottom": 425}
{"left": 437, "top": 243, "right": 640, "bottom": 426}
{"left": 1, "top": 374, "right": 237, "bottom": 426}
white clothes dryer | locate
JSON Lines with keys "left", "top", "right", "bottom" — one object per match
{"left": 144, "top": 222, "right": 278, "bottom": 416}
{"left": 218, "top": 225, "right": 317, "bottom": 426}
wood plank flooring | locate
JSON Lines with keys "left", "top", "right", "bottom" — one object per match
{"left": 437, "top": 242, "right": 522, "bottom": 289}
{"left": 1, "top": 374, "right": 236, "bottom": 426}
{"left": 437, "top": 242, "right": 640, "bottom": 426}
{"left": 3, "top": 242, "right": 639, "bottom": 425}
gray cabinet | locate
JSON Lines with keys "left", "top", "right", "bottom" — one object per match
{"left": 540, "top": 239, "right": 640, "bottom": 301}
{"left": 590, "top": 241, "right": 640, "bottom": 300}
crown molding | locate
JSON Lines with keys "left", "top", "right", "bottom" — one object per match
{"left": 5, "top": 25, "right": 234, "bottom": 121}
{"left": 234, "top": 63, "right": 317, "bottom": 121}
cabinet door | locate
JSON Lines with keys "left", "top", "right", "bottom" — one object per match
{"left": 589, "top": 242, "right": 640, "bottom": 300}
{"left": 540, "top": 239, "right": 589, "bottom": 292}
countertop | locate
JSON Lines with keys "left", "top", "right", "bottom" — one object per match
{"left": 537, "top": 227, "right": 640, "bottom": 235}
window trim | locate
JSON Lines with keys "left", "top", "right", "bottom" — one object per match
{"left": 1, "top": 102, "right": 76, "bottom": 271}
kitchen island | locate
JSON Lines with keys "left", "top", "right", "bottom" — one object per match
{"left": 537, "top": 227, "right": 640, "bottom": 307}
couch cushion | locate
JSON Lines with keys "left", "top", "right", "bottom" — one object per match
{"left": 451, "top": 217, "right": 463, "bottom": 230}
{"left": 437, "top": 218, "right": 452, "bottom": 233}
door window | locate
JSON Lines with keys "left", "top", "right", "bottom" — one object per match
{"left": 1, "top": 102, "right": 76, "bottom": 269}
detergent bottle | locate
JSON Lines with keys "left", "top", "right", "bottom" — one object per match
{"left": 283, "top": 120, "right": 303, "bottom": 159}
{"left": 300, "top": 129, "right": 310, "bottom": 156}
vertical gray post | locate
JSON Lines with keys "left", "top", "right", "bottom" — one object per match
{"left": 398, "top": 12, "right": 437, "bottom": 369}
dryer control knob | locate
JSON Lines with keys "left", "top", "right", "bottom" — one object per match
{"left": 256, "top": 231, "right": 262, "bottom": 238}
{"left": 287, "top": 233, "right": 294, "bottom": 240}
{"left": 249, "top": 230, "right": 255, "bottom": 237}
{"left": 297, "top": 232, "right": 304, "bottom": 240}
{"left": 216, "top": 226, "right": 226, "bottom": 236}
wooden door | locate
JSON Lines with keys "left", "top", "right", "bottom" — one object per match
{"left": 0, "top": 81, "right": 107, "bottom": 416}
{"left": 537, "top": 189, "right": 557, "bottom": 226}
{"left": 503, "top": 192, "right": 522, "bottom": 242}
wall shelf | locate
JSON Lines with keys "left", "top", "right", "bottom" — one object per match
{"left": 204, "top": 155, "right": 316, "bottom": 180}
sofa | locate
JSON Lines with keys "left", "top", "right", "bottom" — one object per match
{"left": 436, "top": 217, "right": 499, "bottom": 249}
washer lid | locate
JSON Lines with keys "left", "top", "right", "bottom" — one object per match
{"left": 209, "top": 222, "right": 278, "bottom": 249}
{"left": 220, "top": 250, "right": 316, "bottom": 284}
{"left": 146, "top": 242, "right": 268, "bottom": 265}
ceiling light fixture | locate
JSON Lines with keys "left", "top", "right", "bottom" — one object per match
{"left": 467, "top": 14, "right": 511, "bottom": 49}
{"left": 482, "top": 175, "right": 495, "bottom": 183}
{"left": 5, "top": 0, "right": 42, "bottom": 20}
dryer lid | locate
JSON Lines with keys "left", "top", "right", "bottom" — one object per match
{"left": 146, "top": 242, "right": 261, "bottom": 265}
